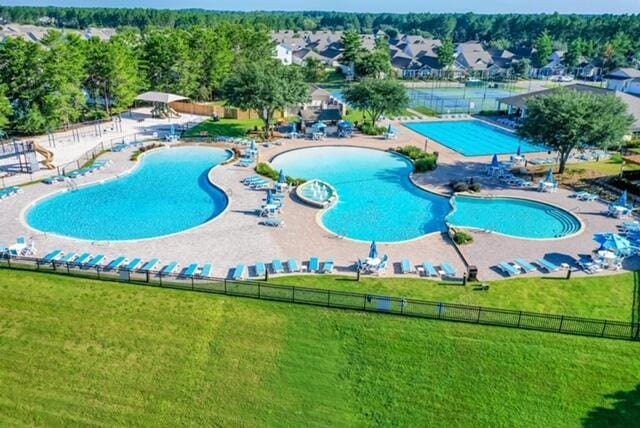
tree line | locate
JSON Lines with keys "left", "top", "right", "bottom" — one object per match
{"left": 2, "top": 6, "right": 640, "bottom": 49}
{"left": 0, "top": 24, "right": 273, "bottom": 135}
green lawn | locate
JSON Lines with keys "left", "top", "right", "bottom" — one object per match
{"left": 272, "top": 273, "right": 637, "bottom": 321}
{"left": 412, "top": 105, "right": 439, "bottom": 116}
{"left": 184, "top": 118, "right": 263, "bottom": 138}
{"left": 0, "top": 270, "right": 639, "bottom": 426}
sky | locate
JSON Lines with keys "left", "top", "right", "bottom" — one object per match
{"left": 3, "top": 0, "right": 640, "bottom": 15}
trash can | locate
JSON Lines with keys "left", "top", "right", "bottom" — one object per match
{"left": 467, "top": 265, "right": 478, "bottom": 282}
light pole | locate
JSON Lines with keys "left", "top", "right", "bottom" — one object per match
{"left": 424, "top": 138, "right": 428, "bottom": 153}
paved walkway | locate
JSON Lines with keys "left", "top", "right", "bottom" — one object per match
{"left": 0, "top": 117, "right": 634, "bottom": 281}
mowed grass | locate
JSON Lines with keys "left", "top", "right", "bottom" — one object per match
{"left": 184, "top": 118, "right": 263, "bottom": 138}
{"left": 1, "top": 269, "right": 640, "bottom": 426}
{"left": 271, "top": 273, "right": 637, "bottom": 321}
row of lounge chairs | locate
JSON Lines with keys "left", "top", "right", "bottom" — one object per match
{"left": 0, "top": 236, "right": 36, "bottom": 257}
{"left": 496, "top": 117, "right": 519, "bottom": 128}
{"left": 43, "top": 160, "right": 112, "bottom": 184}
{"left": 571, "top": 191, "right": 598, "bottom": 201}
{"left": 496, "top": 258, "right": 560, "bottom": 276}
{"left": 111, "top": 140, "right": 144, "bottom": 152}
{"left": 232, "top": 257, "right": 333, "bottom": 279}
{"left": 438, "top": 114, "right": 471, "bottom": 120}
{"left": 401, "top": 259, "right": 457, "bottom": 278}
{"left": 242, "top": 175, "right": 270, "bottom": 190}
{"left": 495, "top": 171, "right": 533, "bottom": 188}
{"left": 527, "top": 157, "right": 556, "bottom": 165}
{"left": 37, "top": 249, "right": 215, "bottom": 278}
{"left": 0, "top": 186, "right": 22, "bottom": 201}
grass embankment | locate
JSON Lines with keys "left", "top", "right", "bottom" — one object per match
{"left": 183, "top": 118, "right": 263, "bottom": 138}
{"left": 0, "top": 269, "right": 639, "bottom": 426}
{"left": 272, "top": 273, "right": 637, "bottom": 322}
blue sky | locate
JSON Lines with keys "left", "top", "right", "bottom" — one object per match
{"left": 4, "top": 0, "right": 640, "bottom": 14}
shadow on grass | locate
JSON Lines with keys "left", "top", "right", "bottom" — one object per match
{"left": 582, "top": 385, "right": 640, "bottom": 428}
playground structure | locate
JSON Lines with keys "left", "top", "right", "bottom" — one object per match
{"left": 136, "top": 91, "right": 188, "bottom": 120}
{"left": 0, "top": 141, "right": 50, "bottom": 173}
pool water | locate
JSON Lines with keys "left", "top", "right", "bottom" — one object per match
{"left": 272, "top": 147, "right": 451, "bottom": 242}
{"left": 448, "top": 196, "right": 582, "bottom": 239}
{"left": 404, "top": 120, "right": 545, "bottom": 156}
{"left": 272, "top": 146, "right": 581, "bottom": 242}
{"left": 27, "top": 147, "right": 231, "bottom": 240}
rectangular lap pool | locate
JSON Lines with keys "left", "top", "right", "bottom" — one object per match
{"left": 404, "top": 120, "right": 546, "bottom": 157}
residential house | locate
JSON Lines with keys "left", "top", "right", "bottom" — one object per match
{"left": 275, "top": 43, "right": 294, "bottom": 65}
{"left": 498, "top": 84, "right": 640, "bottom": 135}
{"left": 605, "top": 67, "right": 640, "bottom": 95}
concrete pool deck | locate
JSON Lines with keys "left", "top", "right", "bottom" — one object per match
{"left": 0, "top": 115, "right": 635, "bottom": 281}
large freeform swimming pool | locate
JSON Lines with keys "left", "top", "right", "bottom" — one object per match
{"left": 26, "top": 146, "right": 231, "bottom": 240}
{"left": 272, "top": 146, "right": 581, "bottom": 242}
{"left": 404, "top": 120, "right": 545, "bottom": 156}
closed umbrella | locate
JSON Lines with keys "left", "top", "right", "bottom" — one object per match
{"left": 277, "top": 169, "right": 286, "bottom": 184}
{"left": 544, "top": 169, "right": 555, "bottom": 183}
{"left": 516, "top": 145, "right": 522, "bottom": 156}
{"left": 616, "top": 191, "right": 628, "bottom": 207}
{"left": 291, "top": 122, "right": 297, "bottom": 133}
{"left": 491, "top": 154, "right": 500, "bottom": 168}
{"left": 250, "top": 140, "right": 257, "bottom": 151}
{"left": 368, "top": 241, "right": 378, "bottom": 259}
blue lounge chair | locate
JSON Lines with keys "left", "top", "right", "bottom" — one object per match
{"left": 255, "top": 262, "right": 266, "bottom": 277}
{"left": 106, "top": 256, "right": 127, "bottom": 270}
{"left": 322, "top": 259, "right": 335, "bottom": 273}
{"left": 536, "top": 258, "right": 560, "bottom": 272}
{"left": 199, "top": 263, "right": 213, "bottom": 278}
{"left": 59, "top": 252, "right": 77, "bottom": 263}
{"left": 43, "top": 249, "right": 63, "bottom": 262}
{"left": 126, "top": 258, "right": 143, "bottom": 270}
{"left": 441, "top": 263, "right": 457, "bottom": 277}
{"left": 16, "top": 237, "right": 25, "bottom": 245}
{"left": 497, "top": 262, "right": 520, "bottom": 276}
{"left": 74, "top": 253, "right": 92, "bottom": 265}
{"left": 309, "top": 257, "right": 320, "bottom": 272}
{"left": 288, "top": 258, "right": 300, "bottom": 272}
{"left": 401, "top": 259, "right": 414, "bottom": 274}
{"left": 86, "top": 254, "right": 105, "bottom": 268}
{"left": 272, "top": 259, "right": 284, "bottom": 274}
{"left": 514, "top": 258, "right": 537, "bottom": 273}
{"left": 141, "top": 258, "right": 160, "bottom": 272}
{"left": 162, "top": 262, "right": 179, "bottom": 275}
{"left": 233, "top": 264, "right": 246, "bottom": 280}
{"left": 242, "top": 175, "right": 260, "bottom": 183}
{"left": 422, "top": 261, "right": 438, "bottom": 277}
{"left": 184, "top": 263, "right": 199, "bottom": 277}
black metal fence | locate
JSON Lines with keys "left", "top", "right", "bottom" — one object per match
{"left": 1, "top": 255, "right": 638, "bottom": 342}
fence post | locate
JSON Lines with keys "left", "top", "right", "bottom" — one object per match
{"left": 558, "top": 315, "right": 565, "bottom": 332}
{"left": 601, "top": 319, "right": 607, "bottom": 337}
{"left": 258, "top": 282, "right": 261, "bottom": 299}
{"left": 476, "top": 307, "right": 482, "bottom": 323}
{"left": 224, "top": 279, "right": 227, "bottom": 294}
{"left": 96, "top": 267, "right": 100, "bottom": 279}
{"left": 635, "top": 323, "right": 640, "bottom": 341}
{"left": 517, "top": 311, "right": 523, "bottom": 328}
{"left": 191, "top": 277, "right": 194, "bottom": 291}
{"left": 327, "top": 290, "right": 331, "bottom": 306}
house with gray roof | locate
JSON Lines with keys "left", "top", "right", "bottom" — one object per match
{"left": 606, "top": 68, "right": 640, "bottom": 95}
{"left": 498, "top": 84, "right": 640, "bottom": 134}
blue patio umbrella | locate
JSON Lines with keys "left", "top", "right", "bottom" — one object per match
{"left": 593, "top": 233, "right": 632, "bottom": 255}
{"left": 169, "top": 123, "right": 175, "bottom": 136}
{"left": 277, "top": 169, "right": 287, "bottom": 184}
{"left": 368, "top": 241, "right": 378, "bottom": 259}
{"left": 338, "top": 121, "right": 353, "bottom": 129}
{"left": 312, "top": 122, "right": 327, "bottom": 130}
{"left": 516, "top": 145, "right": 522, "bottom": 156}
{"left": 490, "top": 154, "right": 500, "bottom": 168}
{"left": 545, "top": 169, "right": 555, "bottom": 183}
{"left": 616, "top": 191, "right": 628, "bottom": 207}
{"left": 291, "top": 121, "right": 297, "bottom": 133}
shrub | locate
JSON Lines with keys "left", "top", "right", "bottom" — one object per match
{"left": 625, "top": 138, "right": 640, "bottom": 149}
{"left": 131, "top": 143, "right": 163, "bottom": 161}
{"left": 453, "top": 229, "right": 474, "bottom": 245}
{"left": 452, "top": 181, "right": 469, "bottom": 192}
{"left": 610, "top": 154, "right": 624, "bottom": 164}
{"left": 395, "top": 145, "right": 438, "bottom": 172}
{"left": 468, "top": 183, "right": 482, "bottom": 192}
{"left": 415, "top": 157, "right": 437, "bottom": 172}
{"left": 359, "top": 122, "right": 386, "bottom": 135}
{"left": 255, "top": 162, "right": 305, "bottom": 186}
